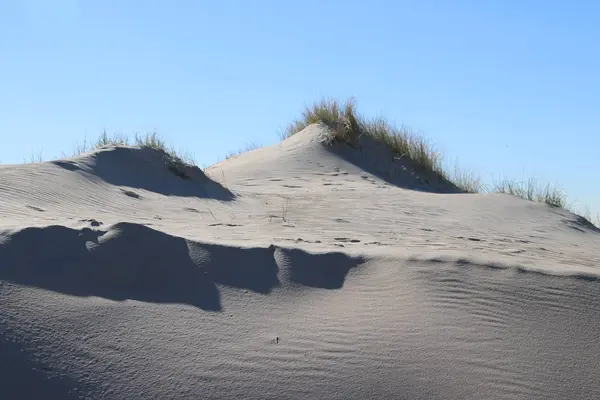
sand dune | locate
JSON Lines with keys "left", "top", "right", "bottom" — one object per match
{"left": 1, "top": 124, "right": 600, "bottom": 399}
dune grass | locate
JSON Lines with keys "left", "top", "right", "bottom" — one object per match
{"left": 18, "top": 131, "right": 199, "bottom": 180}
{"left": 282, "top": 98, "right": 446, "bottom": 177}
{"left": 580, "top": 207, "right": 600, "bottom": 229}
{"left": 282, "top": 98, "right": 361, "bottom": 143}
{"left": 491, "top": 178, "right": 566, "bottom": 208}
{"left": 225, "top": 142, "right": 262, "bottom": 160}
{"left": 67, "top": 131, "right": 196, "bottom": 167}
{"left": 283, "top": 98, "right": 597, "bottom": 226}
{"left": 448, "top": 165, "right": 484, "bottom": 194}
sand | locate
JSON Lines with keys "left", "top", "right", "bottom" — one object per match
{"left": 1, "top": 124, "right": 599, "bottom": 399}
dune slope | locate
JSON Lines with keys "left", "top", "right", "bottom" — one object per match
{"left": 1, "top": 125, "right": 600, "bottom": 399}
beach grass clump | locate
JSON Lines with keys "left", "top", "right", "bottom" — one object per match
{"left": 66, "top": 131, "right": 196, "bottom": 168}
{"left": 492, "top": 177, "right": 566, "bottom": 208}
{"left": 61, "top": 131, "right": 198, "bottom": 180}
{"left": 133, "top": 132, "right": 196, "bottom": 167}
{"left": 282, "top": 98, "right": 446, "bottom": 178}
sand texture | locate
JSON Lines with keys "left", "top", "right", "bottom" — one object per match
{"left": 1, "top": 125, "right": 600, "bottom": 399}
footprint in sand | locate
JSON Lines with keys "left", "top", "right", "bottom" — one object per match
{"left": 120, "top": 189, "right": 142, "bottom": 199}
{"left": 334, "top": 237, "right": 361, "bottom": 243}
{"left": 334, "top": 218, "right": 351, "bottom": 224}
{"left": 455, "top": 236, "right": 484, "bottom": 242}
{"left": 209, "top": 223, "right": 242, "bottom": 227}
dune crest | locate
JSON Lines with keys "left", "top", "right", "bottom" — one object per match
{"left": 52, "top": 144, "right": 235, "bottom": 199}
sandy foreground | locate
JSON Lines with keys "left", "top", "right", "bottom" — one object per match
{"left": 1, "top": 125, "right": 599, "bottom": 399}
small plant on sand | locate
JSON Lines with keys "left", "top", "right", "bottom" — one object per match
{"left": 67, "top": 131, "right": 194, "bottom": 166}
{"left": 24, "top": 150, "right": 45, "bottom": 164}
{"left": 282, "top": 98, "right": 361, "bottom": 144}
{"left": 97, "top": 131, "right": 130, "bottom": 147}
{"left": 64, "top": 131, "right": 198, "bottom": 180}
{"left": 448, "top": 165, "right": 484, "bottom": 194}
{"left": 132, "top": 132, "right": 197, "bottom": 179}
{"left": 492, "top": 178, "right": 566, "bottom": 208}
{"left": 67, "top": 131, "right": 130, "bottom": 157}
{"left": 135, "top": 132, "right": 196, "bottom": 165}
{"left": 282, "top": 98, "right": 448, "bottom": 185}
{"left": 225, "top": 142, "right": 262, "bottom": 160}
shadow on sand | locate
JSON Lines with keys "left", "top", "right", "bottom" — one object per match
{"left": 52, "top": 146, "right": 235, "bottom": 200}
{"left": 276, "top": 247, "right": 365, "bottom": 289}
{"left": 0, "top": 223, "right": 364, "bottom": 311}
{"left": 329, "top": 135, "right": 462, "bottom": 194}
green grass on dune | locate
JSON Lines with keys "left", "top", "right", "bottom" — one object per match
{"left": 72, "top": 131, "right": 197, "bottom": 168}
{"left": 491, "top": 178, "right": 566, "bottom": 208}
{"left": 282, "top": 98, "right": 446, "bottom": 178}
{"left": 283, "top": 97, "right": 597, "bottom": 226}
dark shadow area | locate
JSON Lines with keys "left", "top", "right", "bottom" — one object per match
{"left": 0, "top": 223, "right": 279, "bottom": 311}
{"left": 278, "top": 247, "right": 365, "bottom": 289}
{"left": 0, "top": 222, "right": 370, "bottom": 311}
{"left": 52, "top": 160, "right": 81, "bottom": 171}
{"left": 328, "top": 135, "right": 462, "bottom": 194}
{"left": 51, "top": 146, "right": 235, "bottom": 200}
{"left": 0, "top": 224, "right": 221, "bottom": 310}
{"left": 562, "top": 215, "right": 600, "bottom": 234}
{"left": 515, "top": 265, "right": 600, "bottom": 282}
{"left": 410, "top": 255, "right": 600, "bottom": 283}
{"left": 0, "top": 335, "right": 88, "bottom": 400}
{"left": 192, "top": 242, "right": 280, "bottom": 294}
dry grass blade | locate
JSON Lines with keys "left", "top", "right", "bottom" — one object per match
{"left": 284, "top": 98, "right": 447, "bottom": 181}
{"left": 65, "top": 131, "right": 198, "bottom": 173}
{"left": 225, "top": 142, "right": 262, "bottom": 160}
{"left": 281, "top": 98, "right": 360, "bottom": 142}
{"left": 492, "top": 178, "right": 566, "bottom": 208}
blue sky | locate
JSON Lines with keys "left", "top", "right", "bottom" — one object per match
{"left": 1, "top": 0, "right": 598, "bottom": 213}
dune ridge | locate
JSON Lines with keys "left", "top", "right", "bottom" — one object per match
{"left": 1, "top": 124, "right": 600, "bottom": 399}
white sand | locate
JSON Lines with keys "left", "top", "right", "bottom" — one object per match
{"left": 1, "top": 124, "right": 599, "bottom": 399}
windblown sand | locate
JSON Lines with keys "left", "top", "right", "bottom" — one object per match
{"left": 1, "top": 125, "right": 599, "bottom": 399}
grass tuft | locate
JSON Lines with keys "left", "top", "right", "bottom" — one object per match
{"left": 133, "top": 132, "right": 196, "bottom": 167}
{"left": 97, "top": 130, "right": 130, "bottom": 147}
{"left": 492, "top": 178, "right": 566, "bottom": 208}
{"left": 225, "top": 142, "right": 262, "bottom": 160}
{"left": 64, "top": 131, "right": 195, "bottom": 167}
{"left": 282, "top": 98, "right": 360, "bottom": 142}
{"left": 283, "top": 98, "right": 446, "bottom": 177}
{"left": 60, "top": 131, "right": 199, "bottom": 180}
{"left": 448, "top": 164, "right": 484, "bottom": 194}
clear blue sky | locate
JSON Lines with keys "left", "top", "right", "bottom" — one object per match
{"left": 1, "top": 0, "right": 598, "bottom": 213}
